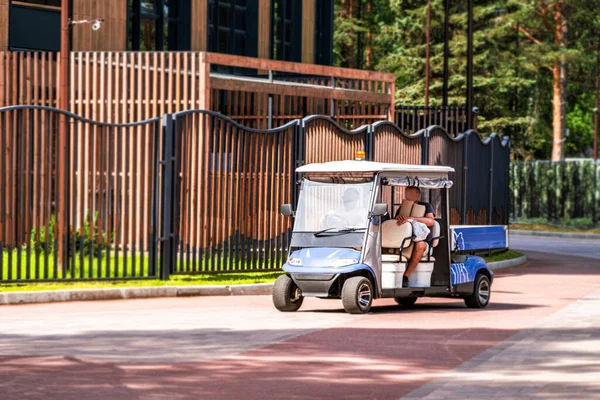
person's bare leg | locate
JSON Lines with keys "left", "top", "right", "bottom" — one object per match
{"left": 405, "top": 241, "right": 427, "bottom": 278}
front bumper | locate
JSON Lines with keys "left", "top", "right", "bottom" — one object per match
{"left": 283, "top": 263, "right": 376, "bottom": 297}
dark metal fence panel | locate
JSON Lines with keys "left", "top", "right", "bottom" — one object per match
{"left": 510, "top": 160, "right": 599, "bottom": 224}
{"left": 395, "top": 105, "right": 471, "bottom": 136}
{"left": 490, "top": 136, "right": 510, "bottom": 225}
{"left": 1, "top": 105, "right": 512, "bottom": 281}
{"left": 464, "top": 131, "right": 493, "bottom": 225}
{"left": 303, "top": 116, "right": 369, "bottom": 164}
{"left": 0, "top": 106, "right": 162, "bottom": 282}
{"left": 426, "top": 126, "right": 465, "bottom": 224}
{"left": 171, "top": 110, "right": 296, "bottom": 274}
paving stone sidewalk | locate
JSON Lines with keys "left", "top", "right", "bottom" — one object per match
{"left": 403, "top": 288, "right": 600, "bottom": 399}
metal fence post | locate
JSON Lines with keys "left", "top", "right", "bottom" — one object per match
{"left": 268, "top": 70, "right": 274, "bottom": 129}
{"left": 159, "top": 113, "right": 176, "bottom": 280}
{"left": 488, "top": 136, "right": 495, "bottom": 225}
{"left": 462, "top": 132, "right": 469, "bottom": 224}
{"left": 421, "top": 128, "right": 429, "bottom": 165}
{"left": 366, "top": 124, "right": 374, "bottom": 161}
{"left": 504, "top": 141, "right": 511, "bottom": 225}
{"left": 292, "top": 119, "right": 306, "bottom": 206}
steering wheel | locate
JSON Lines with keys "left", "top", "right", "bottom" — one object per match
{"left": 322, "top": 214, "right": 351, "bottom": 229}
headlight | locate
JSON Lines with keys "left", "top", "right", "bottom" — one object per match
{"left": 287, "top": 258, "right": 303, "bottom": 266}
{"left": 331, "top": 259, "right": 359, "bottom": 267}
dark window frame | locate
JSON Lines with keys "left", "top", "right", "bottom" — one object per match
{"left": 314, "top": 0, "right": 334, "bottom": 66}
{"left": 11, "top": 0, "right": 60, "bottom": 7}
{"left": 270, "top": 0, "right": 301, "bottom": 62}
{"left": 207, "top": 0, "right": 258, "bottom": 58}
{"left": 8, "top": 1, "right": 61, "bottom": 51}
{"left": 128, "top": 0, "right": 190, "bottom": 51}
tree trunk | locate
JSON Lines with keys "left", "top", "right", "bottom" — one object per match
{"left": 365, "top": 0, "right": 372, "bottom": 69}
{"left": 552, "top": 59, "right": 564, "bottom": 161}
{"left": 551, "top": 1, "right": 566, "bottom": 161}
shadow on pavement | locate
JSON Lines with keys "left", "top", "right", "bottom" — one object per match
{"left": 0, "top": 326, "right": 599, "bottom": 400}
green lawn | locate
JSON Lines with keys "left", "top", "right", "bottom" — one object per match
{"left": 1, "top": 248, "right": 525, "bottom": 293}
{"left": 0, "top": 271, "right": 284, "bottom": 292}
{"left": 482, "top": 249, "right": 524, "bottom": 263}
{"left": 1, "top": 250, "right": 152, "bottom": 280}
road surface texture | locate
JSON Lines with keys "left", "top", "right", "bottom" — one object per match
{"left": 510, "top": 233, "right": 600, "bottom": 260}
{"left": 1, "top": 236, "right": 599, "bottom": 399}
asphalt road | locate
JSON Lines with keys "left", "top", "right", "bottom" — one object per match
{"left": 510, "top": 233, "right": 600, "bottom": 260}
{"left": 1, "top": 238, "right": 599, "bottom": 399}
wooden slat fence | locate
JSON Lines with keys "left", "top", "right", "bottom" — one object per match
{"left": 0, "top": 52, "right": 59, "bottom": 109}
{"left": 172, "top": 111, "right": 296, "bottom": 273}
{"left": 0, "top": 106, "right": 161, "bottom": 281}
{"left": 303, "top": 116, "right": 368, "bottom": 164}
{"left": 2, "top": 51, "right": 395, "bottom": 130}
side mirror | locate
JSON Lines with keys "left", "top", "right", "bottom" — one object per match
{"left": 372, "top": 203, "right": 388, "bottom": 217}
{"left": 280, "top": 204, "right": 294, "bottom": 217}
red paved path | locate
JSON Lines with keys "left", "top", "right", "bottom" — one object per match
{"left": 1, "top": 250, "right": 599, "bottom": 399}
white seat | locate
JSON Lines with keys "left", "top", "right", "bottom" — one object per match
{"left": 382, "top": 253, "right": 401, "bottom": 262}
{"left": 381, "top": 219, "right": 413, "bottom": 262}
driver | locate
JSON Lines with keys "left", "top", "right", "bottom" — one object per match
{"left": 322, "top": 187, "right": 368, "bottom": 229}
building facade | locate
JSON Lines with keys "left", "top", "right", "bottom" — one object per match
{"left": 0, "top": 0, "right": 333, "bottom": 64}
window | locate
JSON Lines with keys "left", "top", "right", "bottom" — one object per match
{"left": 207, "top": 0, "right": 258, "bottom": 58}
{"left": 13, "top": 0, "right": 60, "bottom": 6}
{"left": 314, "top": 0, "right": 334, "bottom": 65}
{"left": 271, "top": 0, "right": 301, "bottom": 62}
{"left": 9, "top": 2, "right": 60, "bottom": 51}
{"left": 128, "top": 0, "right": 190, "bottom": 50}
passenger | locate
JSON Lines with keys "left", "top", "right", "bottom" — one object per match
{"left": 396, "top": 186, "right": 435, "bottom": 287}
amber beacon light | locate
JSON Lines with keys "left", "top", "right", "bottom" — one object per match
{"left": 355, "top": 151, "right": 366, "bottom": 161}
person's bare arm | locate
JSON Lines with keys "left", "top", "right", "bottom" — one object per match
{"left": 396, "top": 213, "right": 435, "bottom": 227}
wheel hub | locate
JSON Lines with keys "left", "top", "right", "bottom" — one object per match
{"left": 478, "top": 279, "right": 490, "bottom": 305}
{"left": 358, "top": 283, "right": 371, "bottom": 308}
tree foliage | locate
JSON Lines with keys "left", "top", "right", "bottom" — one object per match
{"left": 334, "top": 0, "right": 600, "bottom": 160}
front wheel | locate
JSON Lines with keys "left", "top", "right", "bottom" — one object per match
{"left": 394, "top": 297, "right": 418, "bottom": 307}
{"left": 273, "top": 275, "right": 304, "bottom": 312}
{"left": 342, "top": 276, "right": 373, "bottom": 314}
{"left": 464, "top": 273, "right": 491, "bottom": 309}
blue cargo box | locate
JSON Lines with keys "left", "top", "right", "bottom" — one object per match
{"left": 450, "top": 225, "right": 508, "bottom": 252}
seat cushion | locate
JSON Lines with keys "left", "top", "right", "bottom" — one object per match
{"left": 411, "top": 203, "right": 426, "bottom": 217}
{"left": 381, "top": 219, "right": 412, "bottom": 248}
{"left": 399, "top": 200, "right": 414, "bottom": 217}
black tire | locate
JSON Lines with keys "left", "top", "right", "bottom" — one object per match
{"left": 342, "top": 276, "right": 373, "bottom": 314}
{"left": 272, "top": 275, "right": 304, "bottom": 312}
{"left": 394, "top": 297, "right": 418, "bottom": 307}
{"left": 464, "top": 273, "right": 491, "bottom": 309}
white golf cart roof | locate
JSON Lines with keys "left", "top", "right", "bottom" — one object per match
{"left": 297, "top": 160, "right": 454, "bottom": 174}
{"left": 297, "top": 161, "right": 454, "bottom": 188}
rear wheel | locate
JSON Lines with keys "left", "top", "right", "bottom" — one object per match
{"left": 342, "top": 276, "right": 373, "bottom": 314}
{"left": 273, "top": 275, "right": 304, "bottom": 312}
{"left": 394, "top": 297, "right": 418, "bottom": 307}
{"left": 464, "top": 273, "right": 491, "bottom": 309}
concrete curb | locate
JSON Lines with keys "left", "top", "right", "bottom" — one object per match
{"left": 0, "top": 283, "right": 274, "bottom": 306}
{"left": 487, "top": 255, "right": 528, "bottom": 271}
{"left": 510, "top": 230, "right": 600, "bottom": 240}
{"left": 0, "top": 256, "right": 529, "bottom": 306}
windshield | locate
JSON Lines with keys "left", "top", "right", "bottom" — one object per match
{"left": 294, "top": 180, "right": 372, "bottom": 232}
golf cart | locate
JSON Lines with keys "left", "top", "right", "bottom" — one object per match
{"left": 273, "top": 160, "right": 504, "bottom": 314}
